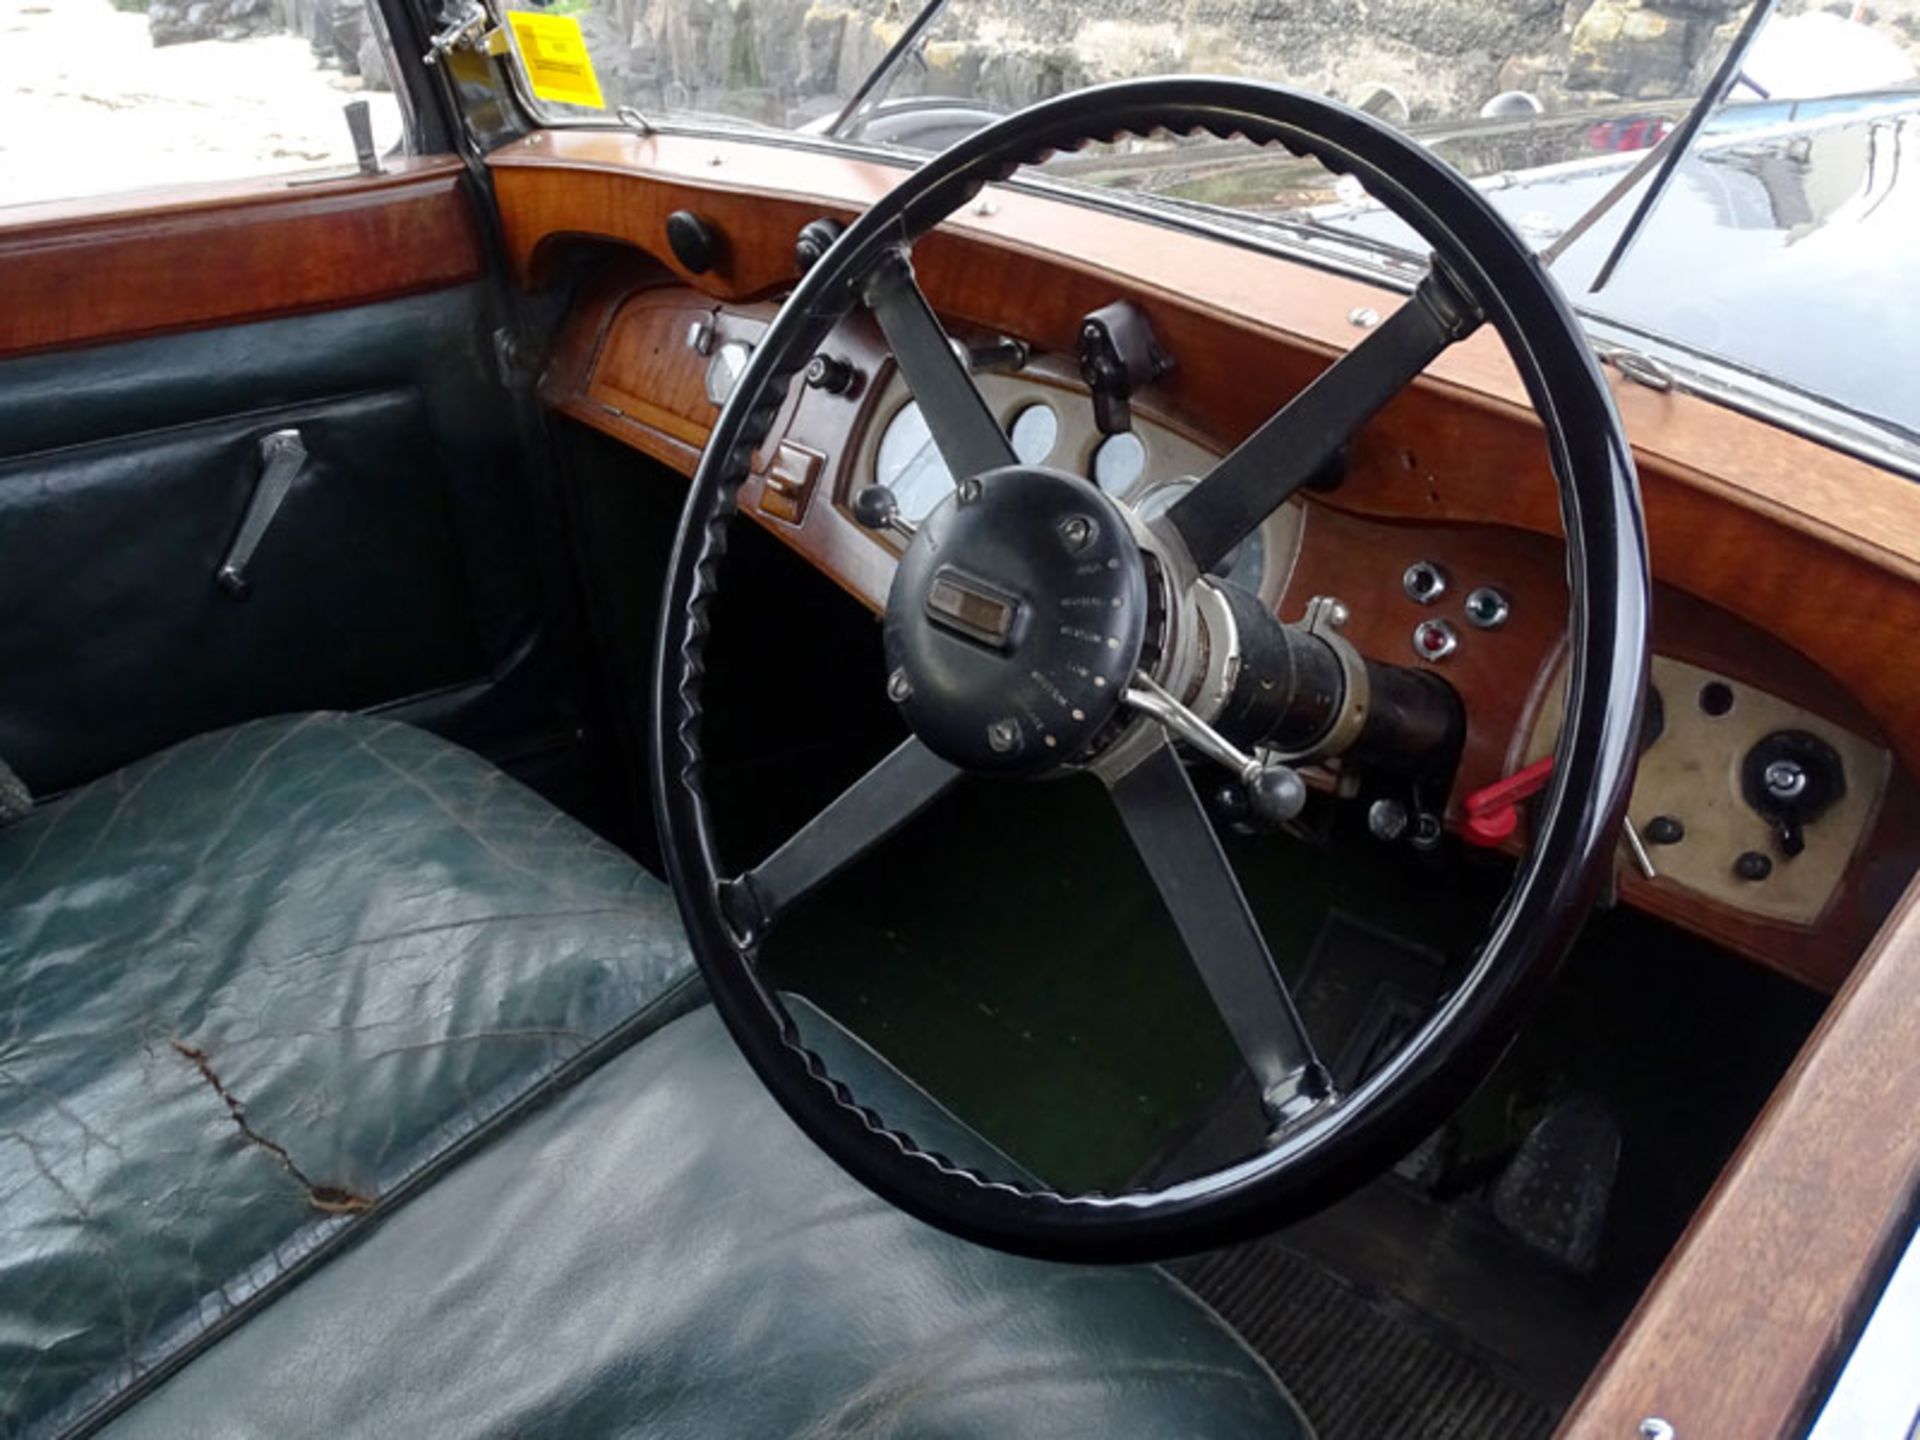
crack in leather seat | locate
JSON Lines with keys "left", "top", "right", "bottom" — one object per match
{"left": 1, "top": 714, "right": 1311, "bottom": 1439}
{"left": 0, "top": 715, "right": 700, "bottom": 1435}
{"left": 101, "top": 1004, "right": 1311, "bottom": 1440}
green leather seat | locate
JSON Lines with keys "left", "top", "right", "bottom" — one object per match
{"left": 0, "top": 715, "right": 1311, "bottom": 1439}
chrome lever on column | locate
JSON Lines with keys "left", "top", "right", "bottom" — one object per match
{"left": 1123, "top": 673, "right": 1307, "bottom": 828}
{"left": 216, "top": 428, "right": 307, "bottom": 601}
{"left": 850, "top": 484, "right": 918, "bottom": 546}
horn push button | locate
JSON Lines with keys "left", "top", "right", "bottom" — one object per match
{"left": 883, "top": 465, "right": 1149, "bottom": 775}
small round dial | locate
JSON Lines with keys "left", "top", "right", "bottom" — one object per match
{"left": 1008, "top": 403, "right": 1059, "bottom": 465}
{"left": 874, "top": 401, "right": 955, "bottom": 522}
{"left": 1092, "top": 432, "right": 1147, "bottom": 496}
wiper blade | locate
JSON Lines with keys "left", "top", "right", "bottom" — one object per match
{"left": 825, "top": 0, "right": 952, "bottom": 140}
{"left": 1580, "top": 0, "right": 1780, "bottom": 292}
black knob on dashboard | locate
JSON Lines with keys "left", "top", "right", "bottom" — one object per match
{"left": 851, "top": 485, "right": 899, "bottom": 532}
{"left": 1740, "top": 729, "right": 1845, "bottom": 859}
{"left": 665, "top": 211, "right": 724, "bottom": 276}
{"left": 805, "top": 354, "right": 857, "bottom": 395}
{"left": 794, "top": 217, "right": 845, "bottom": 274}
{"left": 1644, "top": 815, "right": 1685, "bottom": 846}
{"left": 1735, "top": 850, "right": 1773, "bottom": 882}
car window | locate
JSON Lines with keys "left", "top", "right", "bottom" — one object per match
{"left": 0, "top": 0, "right": 414, "bottom": 210}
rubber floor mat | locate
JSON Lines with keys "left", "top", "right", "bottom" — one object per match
{"left": 1174, "top": 1241, "right": 1559, "bottom": 1440}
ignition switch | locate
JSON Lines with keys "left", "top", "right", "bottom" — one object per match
{"left": 1740, "top": 729, "right": 1845, "bottom": 858}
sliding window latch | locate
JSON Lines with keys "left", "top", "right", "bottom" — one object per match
{"left": 216, "top": 429, "right": 307, "bottom": 601}
{"left": 343, "top": 100, "right": 382, "bottom": 176}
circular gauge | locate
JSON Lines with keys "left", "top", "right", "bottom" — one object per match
{"left": 1092, "top": 432, "right": 1147, "bottom": 496}
{"left": 874, "top": 401, "right": 954, "bottom": 522}
{"left": 1008, "top": 403, "right": 1059, "bottom": 465}
{"left": 1134, "top": 480, "right": 1266, "bottom": 593}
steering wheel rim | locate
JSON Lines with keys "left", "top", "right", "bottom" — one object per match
{"left": 654, "top": 76, "right": 1650, "bottom": 1264}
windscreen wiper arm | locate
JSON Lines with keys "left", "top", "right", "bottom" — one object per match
{"left": 1576, "top": 0, "right": 1779, "bottom": 293}
{"left": 825, "top": 0, "right": 952, "bottom": 140}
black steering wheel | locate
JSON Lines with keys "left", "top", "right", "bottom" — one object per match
{"left": 655, "top": 77, "right": 1650, "bottom": 1264}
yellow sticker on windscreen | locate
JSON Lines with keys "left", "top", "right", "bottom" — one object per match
{"left": 507, "top": 11, "right": 605, "bottom": 110}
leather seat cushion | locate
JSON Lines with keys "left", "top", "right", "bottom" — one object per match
{"left": 103, "top": 1003, "right": 1313, "bottom": 1440}
{"left": 0, "top": 714, "right": 698, "bottom": 1435}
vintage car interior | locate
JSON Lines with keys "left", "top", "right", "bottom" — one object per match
{"left": 4, "top": 0, "right": 1920, "bottom": 1435}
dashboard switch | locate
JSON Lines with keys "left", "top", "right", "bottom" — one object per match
{"left": 804, "top": 353, "right": 858, "bottom": 395}
{"left": 666, "top": 210, "right": 724, "bottom": 275}
{"left": 1464, "top": 586, "right": 1510, "bottom": 629}
{"left": 1412, "top": 618, "right": 1458, "bottom": 662}
{"left": 759, "top": 442, "right": 823, "bottom": 525}
{"left": 1403, "top": 560, "right": 1448, "bottom": 604}
{"left": 1367, "top": 798, "right": 1410, "bottom": 843}
{"left": 1735, "top": 851, "right": 1774, "bottom": 882}
{"left": 1741, "top": 729, "right": 1846, "bottom": 859}
{"left": 1645, "top": 815, "right": 1685, "bottom": 845}
{"left": 1461, "top": 755, "right": 1556, "bottom": 847}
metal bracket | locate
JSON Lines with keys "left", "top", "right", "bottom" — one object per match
{"left": 1266, "top": 595, "right": 1373, "bottom": 765}
{"left": 216, "top": 429, "right": 307, "bottom": 600}
{"left": 424, "top": 1, "right": 493, "bottom": 66}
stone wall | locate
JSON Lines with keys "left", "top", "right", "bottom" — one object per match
{"left": 574, "top": 0, "right": 1774, "bottom": 125}
{"left": 141, "top": 0, "right": 1920, "bottom": 120}
{"left": 145, "top": 0, "right": 389, "bottom": 87}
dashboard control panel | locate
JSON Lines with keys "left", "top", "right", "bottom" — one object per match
{"left": 1524, "top": 655, "right": 1891, "bottom": 925}
{"left": 539, "top": 277, "right": 1915, "bottom": 986}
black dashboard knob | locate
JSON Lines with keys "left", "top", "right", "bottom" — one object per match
{"left": 851, "top": 485, "right": 899, "bottom": 532}
{"left": 794, "top": 217, "right": 845, "bottom": 274}
{"left": 1734, "top": 850, "right": 1773, "bottom": 882}
{"left": 665, "top": 210, "right": 724, "bottom": 275}
{"left": 1740, "top": 729, "right": 1844, "bottom": 859}
{"left": 1644, "top": 815, "right": 1685, "bottom": 845}
{"left": 805, "top": 354, "right": 857, "bottom": 395}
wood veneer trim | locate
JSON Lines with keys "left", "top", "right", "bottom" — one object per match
{"left": 0, "top": 159, "right": 484, "bottom": 357}
{"left": 1556, "top": 874, "right": 1920, "bottom": 1439}
{"left": 488, "top": 130, "right": 1920, "bottom": 576}
{"left": 495, "top": 136, "right": 1920, "bottom": 784}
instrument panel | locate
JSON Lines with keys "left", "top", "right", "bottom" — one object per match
{"left": 540, "top": 278, "right": 1916, "bottom": 991}
{"left": 847, "top": 358, "right": 1295, "bottom": 604}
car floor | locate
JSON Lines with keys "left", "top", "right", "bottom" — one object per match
{"left": 753, "top": 777, "right": 1822, "bottom": 1433}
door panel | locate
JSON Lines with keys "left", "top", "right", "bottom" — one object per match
{"left": 0, "top": 161, "right": 481, "bottom": 359}
{"left": 0, "top": 383, "right": 481, "bottom": 791}
{"left": 0, "top": 169, "right": 572, "bottom": 798}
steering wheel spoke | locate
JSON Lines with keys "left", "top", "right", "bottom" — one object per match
{"left": 859, "top": 248, "right": 1018, "bottom": 481}
{"left": 1105, "top": 739, "right": 1332, "bottom": 1124}
{"left": 1163, "top": 268, "right": 1481, "bottom": 574}
{"left": 721, "top": 738, "right": 963, "bottom": 943}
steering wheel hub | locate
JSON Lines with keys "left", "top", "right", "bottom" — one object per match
{"left": 884, "top": 466, "right": 1148, "bottom": 774}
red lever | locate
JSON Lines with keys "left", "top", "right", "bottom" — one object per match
{"left": 1461, "top": 756, "right": 1555, "bottom": 847}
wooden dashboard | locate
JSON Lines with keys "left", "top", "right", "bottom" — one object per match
{"left": 497, "top": 128, "right": 1920, "bottom": 994}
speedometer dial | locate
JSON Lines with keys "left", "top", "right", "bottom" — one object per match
{"left": 874, "top": 402, "right": 954, "bottom": 522}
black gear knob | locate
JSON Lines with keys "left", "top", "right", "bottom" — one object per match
{"left": 851, "top": 485, "right": 900, "bottom": 532}
{"left": 1245, "top": 764, "right": 1307, "bottom": 829}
